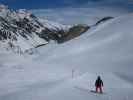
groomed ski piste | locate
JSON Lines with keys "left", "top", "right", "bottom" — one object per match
{"left": 0, "top": 12, "right": 133, "bottom": 100}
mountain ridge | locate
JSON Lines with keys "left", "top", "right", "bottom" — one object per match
{"left": 0, "top": 4, "right": 90, "bottom": 54}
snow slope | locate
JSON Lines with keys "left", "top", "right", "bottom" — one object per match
{"left": 0, "top": 13, "right": 133, "bottom": 100}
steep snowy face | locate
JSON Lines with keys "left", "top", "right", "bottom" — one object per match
{"left": 0, "top": 5, "right": 47, "bottom": 53}
{"left": 0, "top": 5, "right": 71, "bottom": 53}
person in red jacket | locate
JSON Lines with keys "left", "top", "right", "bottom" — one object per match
{"left": 95, "top": 76, "right": 103, "bottom": 93}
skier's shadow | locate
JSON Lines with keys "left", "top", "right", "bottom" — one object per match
{"left": 74, "top": 86, "right": 90, "bottom": 93}
{"left": 74, "top": 86, "right": 102, "bottom": 94}
{"left": 90, "top": 90, "right": 106, "bottom": 95}
{"left": 90, "top": 90, "right": 97, "bottom": 93}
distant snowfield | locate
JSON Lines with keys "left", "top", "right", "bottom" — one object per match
{"left": 0, "top": 8, "right": 133, "bottom": 100}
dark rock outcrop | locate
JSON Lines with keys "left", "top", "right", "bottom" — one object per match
{"left": 95, "top": 16, "right": 113, "bottom": 26}
{"left": 57, "top": 24, "right": 90, "bottom": 43}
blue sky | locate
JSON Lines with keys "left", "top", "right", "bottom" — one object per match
{"left": 0, "top": 0, "right": 133, "bottom": 10}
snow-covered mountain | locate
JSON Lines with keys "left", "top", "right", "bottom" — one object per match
{"left": 0, "top": 4, "right": 90, "bottom": 54}
{"left": 0, "top": 5, "right": 68, "bottom": 53}
{"left": 0, "top": 5, "right": 47, "bottom": 53}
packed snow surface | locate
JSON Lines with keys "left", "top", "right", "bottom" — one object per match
{"left": 0, "top": 12, "right": 133, "bottom": 100}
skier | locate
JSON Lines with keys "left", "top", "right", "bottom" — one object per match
{"left": 95, "top": 76, "right": 103, "bottom": 93}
